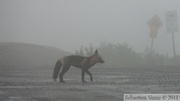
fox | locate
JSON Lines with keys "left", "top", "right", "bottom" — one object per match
{"left": 53, "top": 50, "right": 104, "bottom": 83}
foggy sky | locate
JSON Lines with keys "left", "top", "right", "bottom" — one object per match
{"left": 0, "top": 0, "right": 180, "bottom": 56}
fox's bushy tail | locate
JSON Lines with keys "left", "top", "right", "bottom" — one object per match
{"left": 53, "top": 59, "right": 62, "bottom": 81}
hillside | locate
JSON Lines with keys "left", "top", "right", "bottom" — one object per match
{"left": 0, "top": 42, "right": 70, "bottom": 67}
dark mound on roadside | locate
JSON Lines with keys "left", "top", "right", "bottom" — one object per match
{"left": 0, "top": 42, "right": 70, "bottom": 67}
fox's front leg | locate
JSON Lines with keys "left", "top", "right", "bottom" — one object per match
{"left": 85, "top": 69, "right": 93, "bottom": 82}
{"left": 81, "top": 69, "right": 86, "bottom": 82}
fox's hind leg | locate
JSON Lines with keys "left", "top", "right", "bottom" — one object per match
{"left": 59, "top": 64, "right": 70, "bottom": 83}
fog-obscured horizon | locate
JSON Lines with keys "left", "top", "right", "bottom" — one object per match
{"left": 0, "top": 0, "right": 180, "bottom": 56}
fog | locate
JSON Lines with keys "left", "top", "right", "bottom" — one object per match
{"left": 0, "top": 0, "right": 180, "bottom": 56}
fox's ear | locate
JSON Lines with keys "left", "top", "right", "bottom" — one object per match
{"left": 94, "top": 50, "right": 98, "bottom": 55}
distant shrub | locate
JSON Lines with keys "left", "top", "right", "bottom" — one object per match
{"left": 75, "top": 42, "right": 180, "bottom": 66}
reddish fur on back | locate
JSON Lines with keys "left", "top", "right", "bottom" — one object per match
{"left": 90, "top": 55, "right": 98, "bottom": 65}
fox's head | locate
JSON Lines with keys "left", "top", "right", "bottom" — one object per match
{"left": 93, "top": 50, "right": 104, "bottom": 63}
